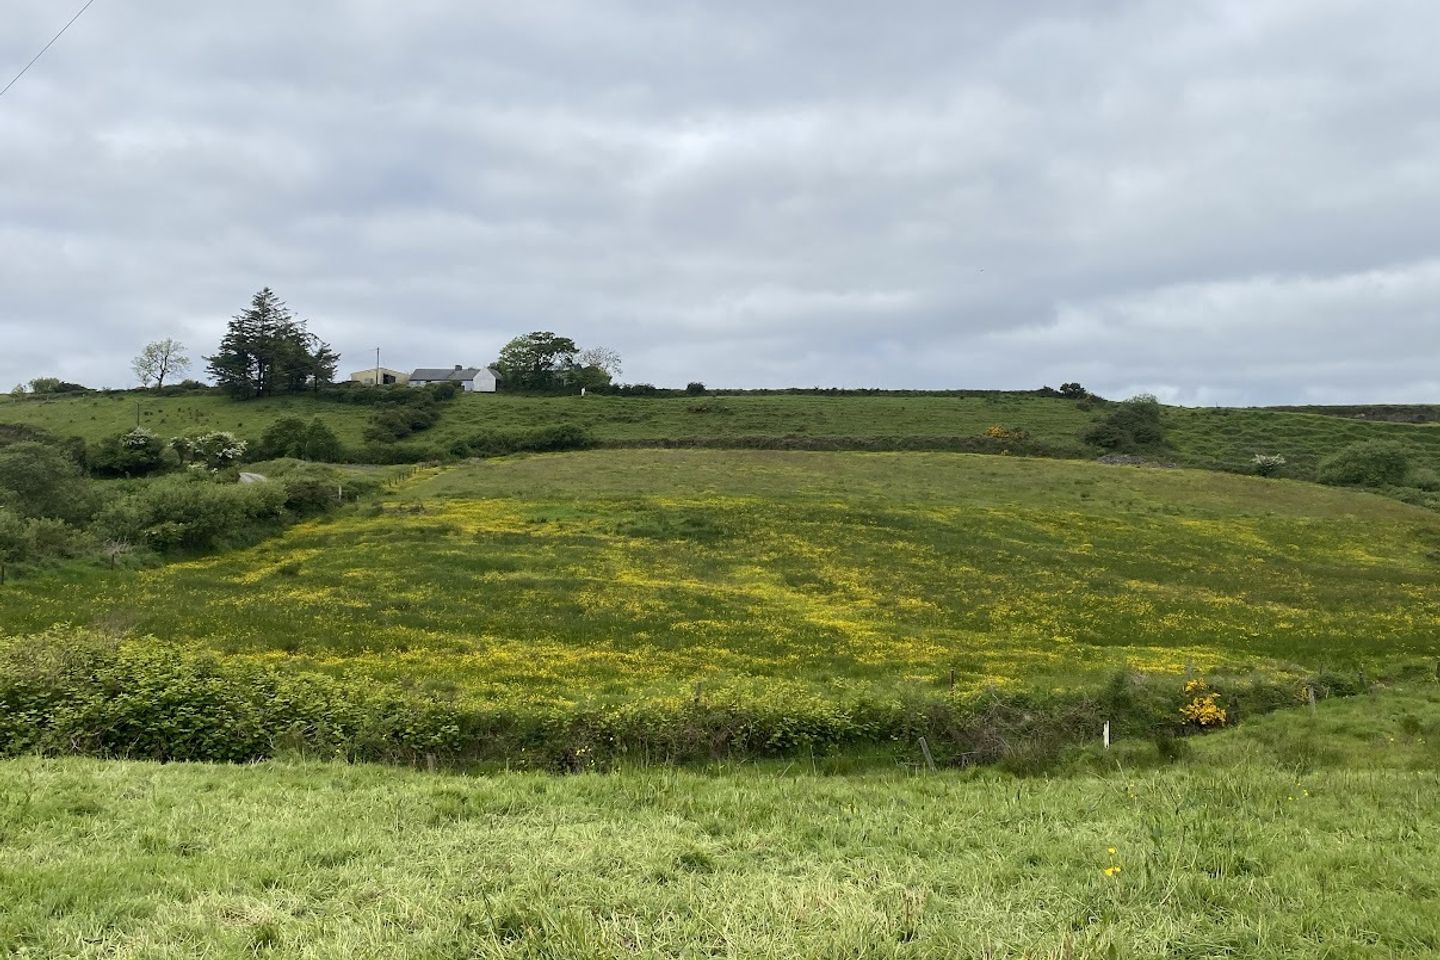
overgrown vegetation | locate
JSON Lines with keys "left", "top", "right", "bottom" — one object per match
{"left": 0, "top": 423, "right": 371, "bottom": 574}
{"left": 0, "top": 627, "right": 1391, "bottom": 767}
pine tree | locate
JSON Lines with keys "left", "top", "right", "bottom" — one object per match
{"left": 206, "top": 289, "right": 339, "bottom": 398}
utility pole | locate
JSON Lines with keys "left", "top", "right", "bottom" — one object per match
{"left": 376, "top": 347, "right": 381, "bottom": 387}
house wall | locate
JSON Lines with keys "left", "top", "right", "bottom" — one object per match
{"left": 350, "top": 369, "right": 410, "bottom": 386}
{"left": 470, "top": 370, "right": 498, "bottom": 393}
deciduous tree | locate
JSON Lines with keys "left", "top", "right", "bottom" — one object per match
{"left": 133, "top": 338, "right": 191, "bottom": 389}
{"left": 493, "top": 332, "right": 580, "bottom": 391}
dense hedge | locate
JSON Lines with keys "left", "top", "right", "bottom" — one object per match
{"left": 450, "top": 424, "right": 596, "bottom": 458}
{"left": 0, "top": 629, "right": 1390, "bottom": 771}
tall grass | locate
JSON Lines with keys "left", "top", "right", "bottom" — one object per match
{"left": 1, "top": 686, "right": 1437, "bottom": 958}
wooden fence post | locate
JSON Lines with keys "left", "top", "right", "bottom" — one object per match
{"left": 918, "top": 736, "right": 937, "bottom": 772}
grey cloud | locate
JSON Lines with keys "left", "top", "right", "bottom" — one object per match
{"left": 1, "top": 0, "right": 1437, "bottom": 401}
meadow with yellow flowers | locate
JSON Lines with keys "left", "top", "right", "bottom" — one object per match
{"left": 3, "top": 450, "right": 1436, "bottom": 753}
{"left": 4, "top": 448, "right": 1440, "bottom": 956}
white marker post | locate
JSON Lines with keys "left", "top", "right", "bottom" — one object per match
{"left": 1103, "top": 721, "right": 1111, "bottom": 750}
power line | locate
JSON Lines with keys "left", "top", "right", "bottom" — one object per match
{"left": 0, "top": 0, "right": 101, "bottom": 101}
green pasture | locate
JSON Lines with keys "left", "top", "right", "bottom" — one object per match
{"left": 0, "top": 392, "right": 373, "bottom": 446}
{"left": 424, "top": 392, "right": 1100, "bottom": 447}
{"left": 3, "top": 451, "right": 1436, "bottom": 707}
{"left": 2, "top": 686, "right": 1437, "bottom": 959}
{"left": 9, "top": 390, "right": 1440, "bottom": 480}
{"left": 1167, "top": 405, "right": 1440, "bottom": 476}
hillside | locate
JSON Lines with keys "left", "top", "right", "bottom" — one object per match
{"left": 5, "top": 451, "right": 1436, "bottom": 739}
{"left": 0, "top": 391, "right": 375, "bottom": 445}
{"left": 2, "top": 686, "right": 1437, "bottom": 958}
{"left": 7, "top": 390, "right": 1440, "bottom": 482}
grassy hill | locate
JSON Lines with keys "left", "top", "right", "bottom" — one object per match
{"left": 0, "top": 391, "right": 375, "bottom": 446}
{"left": 4, "top": 450, "right": 1436, "bottom": 760}
{"left": 2, "top": 686, "right": 1437, "bottom": 958}
{"left": 1166, "top": 405, "right": 1440, "bottom": 476}
{"left": 7, "top": 390, "right": 1440, "bottom": 481}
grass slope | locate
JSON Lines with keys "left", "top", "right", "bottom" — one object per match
{"left": 1167, "top": 405, "right": 1440, "bottom": 476}
{"left": 8, "top": 391, "right": 1440, "bottom": 478}
{"left": 4, "top": 451, "right": 1436, "bottom": 707}
{"left": 2, "top": 686, "right": 1438, "bottom": 958}
{"left": 0, "top": 392, "right": 374, "bottom": 445}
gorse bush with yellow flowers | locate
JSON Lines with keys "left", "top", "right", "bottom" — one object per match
{"left": 1181, "top": 678, "right": 1229, "bottom": 728}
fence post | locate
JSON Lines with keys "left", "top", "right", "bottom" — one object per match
{"left": 1103, "top": 720, "right": 1111, "bottom": 750}
{"left": 918, "top": 736, "right": 937, "bottom": 772}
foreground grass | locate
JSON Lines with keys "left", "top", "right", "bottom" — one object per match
{"left": 2, "top": 686, "right": 1438, "bottom": 959}
{"left": 3, "top": 451, "right": 1436, "bottom": 708}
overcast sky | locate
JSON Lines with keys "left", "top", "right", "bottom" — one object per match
{"left": 2, "top": 1, "right": 1437, "bottom": 403}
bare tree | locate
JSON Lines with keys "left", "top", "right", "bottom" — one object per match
{"left": 577, "top": 346, "right": 623, "bottom": 379}
{"left": 133, "top": 338, "right": 191, "bottom": 389}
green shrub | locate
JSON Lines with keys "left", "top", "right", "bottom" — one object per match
{"left": 90, "top": 427, "right": 169, "bottom": 477}
{"left": 0, "top": 441, "right": 94, "bottom": 522}
{"left": 452, "top": 425, "right": 595, "bottom": 458}
{"left": 1407, "top": 465, "right": 1440, "bottom": 491}
{"left": 256, "top": 417, "right": 309, "bottom": 459}
{"left": 1315, "top": 440, "right": 1411, "bottom": 487}
{"left": 275, "top": 463, "right": 378, "bottom": 513}
{"left": 95, "top": 473, "right": 286, "bottom": 551}
{"left": 257, "top": 417, "right": 344, "bottom": 461}
{"left": 1081, "top": 395, "right": 1167, "bottom": 452}
{"left": 301, "top": 419, "right": 344, "bottom": 461}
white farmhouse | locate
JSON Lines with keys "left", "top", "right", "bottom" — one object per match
{"left": 408, "top": 365, "right": 499, "bottom": 393}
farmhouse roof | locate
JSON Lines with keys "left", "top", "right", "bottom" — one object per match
{"left": 409, "top": 366, "right": 498, "bottom": 381}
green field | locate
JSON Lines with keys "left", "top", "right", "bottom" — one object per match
{"left": 5, "top": 450, "right": 1437, "bottom": 713}
{"left": 9, "top": 390, "right": 1440, "bottom": 479}
{"left": 0, "top": 392, "right": 375, "bottom": 446}
{"left": 6, "top": 398, "right": 1440, "bottom": 956}
{"left": 3, "top": 686, "right": 1437, "bottom": 959}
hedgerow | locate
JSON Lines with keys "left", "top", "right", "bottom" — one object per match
{"left": 0, "top": 629, "right": 1392, "bottom": 771}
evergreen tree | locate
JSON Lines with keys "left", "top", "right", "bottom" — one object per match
{"left": 206, "top": 289, "right": 339, "bottom": 398}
